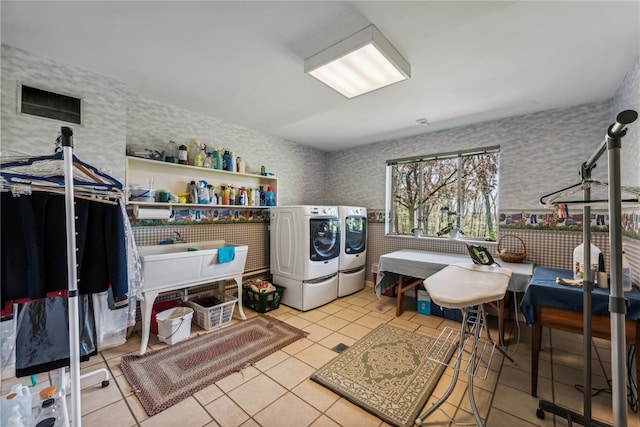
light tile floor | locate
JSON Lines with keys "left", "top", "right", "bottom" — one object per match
{"left": 2, "top": 287, "right": 638, "bottom": 426}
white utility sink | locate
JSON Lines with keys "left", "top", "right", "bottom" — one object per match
{"left": 139, "top": 240, "right": 247, "bottom": 291}
{"left": 137, "top": 240, "right": 248, "bottom": 354}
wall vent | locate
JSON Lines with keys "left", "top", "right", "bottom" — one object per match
{"left": 17, "top": 83, "right": 82, "bottom": 125}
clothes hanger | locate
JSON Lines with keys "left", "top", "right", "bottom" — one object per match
{"left": 1, "top": 135, "right": 124, "bottom": 204}
{"left": 539, "top": 179, "right": 639, "bottom": 208}
{"left": 0, "top": 152, "right": 122, "bottom": 191}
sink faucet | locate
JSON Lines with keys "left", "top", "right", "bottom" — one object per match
{"left": 173, "top": 231, "right": 187, "bottom": 243}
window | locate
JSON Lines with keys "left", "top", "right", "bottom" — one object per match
{"left": 386, "top": 147, "right": 500, "bottom": 240}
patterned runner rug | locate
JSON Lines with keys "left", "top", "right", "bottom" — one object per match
{"left": 311, "top": 323, "right": 455, "bottom": 427}
{"left": 121, "top": 315, "right": 308, "bottom": 416}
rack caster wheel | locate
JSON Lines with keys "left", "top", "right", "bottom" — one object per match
{"left": 101, "top": 380, "right": 110, "bottom": 388}
{"left": 536, "top": 408, "right": 545, "bottom": 419}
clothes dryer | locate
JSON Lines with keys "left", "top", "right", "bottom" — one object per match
{"left": 270, "top": 206, "right": 340, "bottom": 311}
{"left": 337, "top": 206, "right": 367, "bottom": 297}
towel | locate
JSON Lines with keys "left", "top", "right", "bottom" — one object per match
{"left": 217, "top": 246, "right": 235, "bottom": 264}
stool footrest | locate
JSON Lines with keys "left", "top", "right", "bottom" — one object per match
{"left": 424, "top": 327, "right": 459, "bottom": 367}
{"left": 466, "top": 335, "right": 496, "bottom": 380}
{"left": 425, "top": 325, "right": 497, "bottom": 381}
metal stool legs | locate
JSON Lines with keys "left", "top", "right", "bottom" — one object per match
{"left": 415, "top": 306, "right": 487, "bottom": 426}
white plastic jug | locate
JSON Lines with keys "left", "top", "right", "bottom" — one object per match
{"left": 573, "top": 243, "right": 601, "bottom": 280}
{"left": 1, "top": 384, "right": 31, "bottom": 427}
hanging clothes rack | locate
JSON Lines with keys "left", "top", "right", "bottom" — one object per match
{"left": 536, "top": 109, "right": 638, "bottom": 426}
{"left": 1, "top": 127, "right": 124, "bottom": 427}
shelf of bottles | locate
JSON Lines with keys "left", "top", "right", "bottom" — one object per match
{"left": 125, "top": 156, "right": 278, "bottom": 208}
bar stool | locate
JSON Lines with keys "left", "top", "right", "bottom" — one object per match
{"left": 415, "top": 264, "right": 512, "bottom": 427}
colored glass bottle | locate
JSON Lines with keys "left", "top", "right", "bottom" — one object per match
{"left": 265, "top": 186, "right": 275, "bottom": 206}
{"left": 223, "top": 150, "right": 233, "bottom": 171}
{"left": 178, "top": 144, "right": 188, "bottom": 165}
{"left": 213, "top": 149, "right": 222, "bottom": 170}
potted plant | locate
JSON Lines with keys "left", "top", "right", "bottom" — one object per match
{"left": 411, "top": 217, "right": 425, "bottom": 237}
{"left": 437, "top": 208, "right": 464, "bottom": 239}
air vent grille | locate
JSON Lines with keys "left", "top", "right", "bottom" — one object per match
{"left": 18, "top": 84, "right": 82, "bottom": 125}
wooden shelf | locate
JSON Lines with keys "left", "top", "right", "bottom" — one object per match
{"left": 125, "top": 156, "right": 278, "bottom": 206}
{"left": 128, "top": 201, "right": 270, "bottom": 209}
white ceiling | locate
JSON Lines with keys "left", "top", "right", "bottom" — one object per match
{"left": 2, "top": 1, "right": 639, "bottom": 152}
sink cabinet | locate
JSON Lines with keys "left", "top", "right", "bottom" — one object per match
{"left": 125, "top": 156, "right": 278, "bottom": 208}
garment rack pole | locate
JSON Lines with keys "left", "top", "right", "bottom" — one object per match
{"left": 606, "top": 112, "right": 633, "bottom": 427}
{"left": 537, "top": 110, "right": 638, "bottom": 426}
{"left": 61, "top": 127, "right": 82, "bottom": 427}
{"left": 583, "top": 178, "right": 594, "bottom": 421}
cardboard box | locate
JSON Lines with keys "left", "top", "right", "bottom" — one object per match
{"left": 417, "top": 289, "right": 431, "bottom": 315}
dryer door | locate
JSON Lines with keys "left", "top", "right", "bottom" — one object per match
{"left": 344, "top": 216, "right": 366, "bottom": 255}
{"left": 309, "top": 217, "right": 340, "bottom": 261}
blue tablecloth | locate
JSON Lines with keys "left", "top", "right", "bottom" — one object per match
{"left": 520, "top": 266, "right": 640, "bottom": 325}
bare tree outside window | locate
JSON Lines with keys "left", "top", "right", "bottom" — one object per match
{"left": 387, "top": 148, "right": 499, "bottom": 240}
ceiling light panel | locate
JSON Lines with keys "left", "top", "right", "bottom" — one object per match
{"left": 305, "top": 25, "right": 411, "bottom": 98}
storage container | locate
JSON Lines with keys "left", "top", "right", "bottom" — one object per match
{"left": 430, "top": 302, "right": 463, "bottom": 322}
{"left": 186, "top": 290, "right": 237, "bottom": 330}
{"left": 243, "top": 284, "right": 285, "bottom": 313}
{"left": 0, "top": 384, "right": 31, "bottom": 427}
{"left": 573, "top": 243, "right": 601, "bottom": 280}
{"left": 156, "top": 307, "right": 193, "bottom": 345}
{"left": 129, "top": 188, "right": 155, "bottom": 203}
{"left": 151, "top": 300, "right": 181, "bottom": 334}
{"left": 417, "top": 289, "right": 431, "bottom": 315}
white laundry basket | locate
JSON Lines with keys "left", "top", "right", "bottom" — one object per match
{"left": 156, "top": 307, "right": 193, "bottom": 345}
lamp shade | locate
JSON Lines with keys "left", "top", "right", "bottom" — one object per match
{"left": 304, "top": 25, "right": 411, "bottom": 98}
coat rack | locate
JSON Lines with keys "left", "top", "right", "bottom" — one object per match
{"left": 1, "top": 127, "right": 122, "bottom": 427}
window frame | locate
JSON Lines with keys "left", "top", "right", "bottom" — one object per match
{"left": 385, "top": 145, "right": 500, "bottom": 240}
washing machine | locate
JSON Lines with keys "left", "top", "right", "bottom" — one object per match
{"left": 270, "top": 206, "right": 340, "bottom": 311}
{"left": 337, "top": 206, "right": 367, "bottom": 297}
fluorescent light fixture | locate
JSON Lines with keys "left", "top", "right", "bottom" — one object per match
{"left": 304, "top": 25, "right": 411, "bottom": 98}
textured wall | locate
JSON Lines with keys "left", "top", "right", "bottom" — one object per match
{"left": 1, "top": 44, "right": 328, "bottom": 206}
{"left": 612, "top": 55, "right": 640, "bottom": 188}
{"left": 1, "top": 44, "right": 128, "bottom": 183}
{"left": 326, "top": 101, "right": 618, "bottom": 211}
{"left": 125, "top": 93, "right": 328, "bottom": 206}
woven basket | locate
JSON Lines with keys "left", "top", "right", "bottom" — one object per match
{"left": 497, "top": 235, "right": 527, "bottom": 263}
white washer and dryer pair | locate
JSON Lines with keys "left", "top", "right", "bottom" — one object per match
{"left": 270, "top": 206, "right": 341, "bottom": 311}
{"left": 270, "top": 205, "right": 367, "bottom": 311}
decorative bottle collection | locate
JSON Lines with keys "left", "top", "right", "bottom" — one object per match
{"left": 130, "top": 138, "right": 276, "bottom": 207}
{"left": 183, "top": 181, "right": 275, "bottom": 206}
{"left": 165, "top": 138, "right": 261, "bottom": 175}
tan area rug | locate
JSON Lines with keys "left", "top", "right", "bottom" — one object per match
{"left": 311, "top": 323, "right": 455, "bottom": 427}
{"left": 121, "top": 315, "right": 308, "bottom": 416}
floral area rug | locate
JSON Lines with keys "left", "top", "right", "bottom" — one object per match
{"left": 121, "top": 314, "right": 308, "bottom": 416}
{"left": 311, "top": 323, "right": 455, "bottom": 427}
